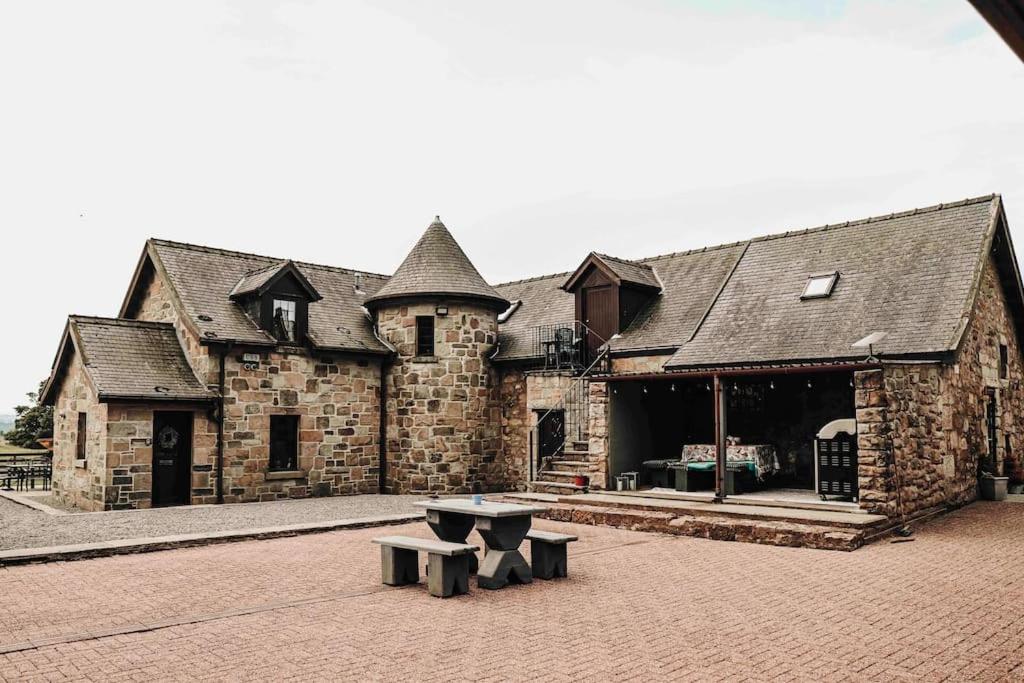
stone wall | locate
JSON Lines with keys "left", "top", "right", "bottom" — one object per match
{"left": 499, "top": 369, "right": 529, "bottom": 489}
{"left": 51, "top": 353, "right": 107, "bottom": 511}
{"left": 856, "top": 256, "right": 1024, "bottom": 517}
{"left": 610, "top": 353, "right": 671, "bottom": 375}
{"left": 103, "top": 405, "right": 217, "bottom": 509}
{"left": 378, "top": 301, "right": 505, "bottom": 494}
{"left": 220, "top": 351, "right": 383, "bottom": 502}
{"left": 135, "top": 264, "right": 217, "bottom": 385}
{"left": 587, "top": 380, "right": 610, "bottom": 489}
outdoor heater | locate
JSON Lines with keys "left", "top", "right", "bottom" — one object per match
{"left": 814, "top": 418, "right": 858, "bottom": 502}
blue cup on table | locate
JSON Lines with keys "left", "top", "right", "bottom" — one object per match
{"left": 472, "top": 494, "right": 483, "bottom": 505}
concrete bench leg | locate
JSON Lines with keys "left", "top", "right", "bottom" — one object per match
{"left": 427, "top": 553, "right": 470, "bottom": 598}
{"left": 381, "top": 546, "right": 419, "bottom": 586}
{"left": 530, "top": 541, "right": 568, "bottom": 580}
{"left": 478, "top": 549, "right": 532, "bottom": 590}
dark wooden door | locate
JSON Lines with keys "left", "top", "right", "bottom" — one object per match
{"left": 583, "top": 285, "right": 616, "bottom": 359}
{"left": 152, "top": 411, "right": 192, "bottom": 507}
{"left": 537, "top": 410, "right": 565, "bottom": 464}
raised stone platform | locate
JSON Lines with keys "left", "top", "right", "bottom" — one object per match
{"left": 496, "top": 491, "right": 890, "bottom": 551}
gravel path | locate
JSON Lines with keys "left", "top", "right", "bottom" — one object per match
{"left": 0, "top": 495, "right": 440, "bottom": 551}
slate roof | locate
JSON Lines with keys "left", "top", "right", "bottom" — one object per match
{"left": 665, "top": 195, "right": 1001, "bottom": 369}
{"left": 41, "top": 317, "right": 215, "bottom": 404}
{"left": 493, "top": 272, "right": 576, "bottom": 359}
{"left": 493, "top": 195, "right": 1007, "bottom": 369}
{"left": 364, "top": 217, "right": 509, "bottom": 309}
{"left": 609, "top": 244, "right": 748, "bottom": 353}
{"left": 138, "top": 240, "right": 392, "bottom": 354}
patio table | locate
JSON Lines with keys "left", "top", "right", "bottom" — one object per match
{"left": 414, "top": 499, "right": 546, "bottom": 590}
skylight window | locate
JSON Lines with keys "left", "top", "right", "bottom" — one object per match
{"left": 801, "top": 272, "right": 838, "bottom": 299}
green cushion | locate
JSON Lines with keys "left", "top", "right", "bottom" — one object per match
{"left": 685, "top": 461, "right": 755, "bottom": 473}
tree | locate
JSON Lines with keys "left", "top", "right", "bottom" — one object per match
{"left": 4, "top": 381, "right": 53, "bottom": 449}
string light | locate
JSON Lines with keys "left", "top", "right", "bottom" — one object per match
{"left": 807, "top": 378, "right": 813, "bottom": 389}
{"left": 642, "top": 385, "right": 648, "bottom": 394}
{"left": 769, "top": 380, "right": 775, "bottom": 390}
{"left": 670, "top": 383, "right": 676, "bottom": 392}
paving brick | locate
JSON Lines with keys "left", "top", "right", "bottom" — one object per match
{"left": 0, "top": 502, "right": 1022, "bottom": 681}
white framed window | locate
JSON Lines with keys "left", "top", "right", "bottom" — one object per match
{"left": 801, "top": 272, "right": 838, "bottom": 299}
{"left": 272, "top": 299, "right": 297, "bottom": 341}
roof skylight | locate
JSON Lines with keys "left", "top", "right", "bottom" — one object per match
{"left": 801, "top": 272, "right": 838, "bottom": 299}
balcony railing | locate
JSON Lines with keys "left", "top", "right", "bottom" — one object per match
{"left": 531, "top": 322, "right": 585, "bottom": 370}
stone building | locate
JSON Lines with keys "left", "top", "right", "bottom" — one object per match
{"left": 42, "top": 195, "right": 1024, "bottom": 524}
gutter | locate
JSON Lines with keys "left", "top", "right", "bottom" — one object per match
{"left": 364, "top": 307, "right": 397, "bottom": 493}
{"left": 216, "top": 343, "right": 232, "bottom": 505}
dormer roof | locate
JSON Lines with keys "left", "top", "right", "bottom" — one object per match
{"left": 228, "top": 260, "right": 323, "bottom": 302}
{"left": 562, "top": 252, "right": 662, "bottom": 292}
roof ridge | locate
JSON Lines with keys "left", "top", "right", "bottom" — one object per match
{"left": 744, "top": 193, "right": 999, "bottom": 247}
{"left": 493, "top": 269, "right": 575, "bottom": 288}
{"left": 149, "top": 238, "right": 391, "bottom": 279}
{"left": 594, "top": 252, "right": 655, "bottom": 269}
{"left": 69, "top": 315, "right": 175, "bottom": 329}
{"left": 620, "top": 194, "right": 999, "bottom": 266}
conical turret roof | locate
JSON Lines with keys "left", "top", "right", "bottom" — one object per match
{"left": 365, "top": 217, "right": 509, "bottom": 310}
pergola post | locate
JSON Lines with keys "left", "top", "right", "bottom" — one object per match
{"left": 713, "top": 374, "right": 728, "bottom": 500}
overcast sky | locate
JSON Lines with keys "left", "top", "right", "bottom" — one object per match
{"left": 1, "top": 0, "right": 1022, "bottom": 415}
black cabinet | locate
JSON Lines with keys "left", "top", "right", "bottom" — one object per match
{"left": 815, "top": 420, "right": 858, "bottom": 502}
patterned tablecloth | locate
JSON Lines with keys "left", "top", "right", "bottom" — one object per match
{"left": 681, "top": 444, "right": 780, "bottom": 480}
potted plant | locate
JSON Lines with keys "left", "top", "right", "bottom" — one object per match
{"left": 980, "top": 471, "right": 1009, "bottom": 501}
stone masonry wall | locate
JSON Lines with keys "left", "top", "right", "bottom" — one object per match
{"left": 136, "top": 266, "right": 217, "bottom": 385}
{"left": 610, "top": 353, "right": 671, "bottom": 375}
{"left": 587, "top": 380, "right": 610, "bottom": 489}
{"left": 220, "top": 351, "right": 383, "bottom": 502}
{"left": 51, "top": 353, "right": 107, "bottom": 511}
{"left": 378, "top": 301, "right": 504, "bottom": 494}
{"left": 132, "top": 266, "right": 384, "bottom": 504}
{"left": 856, "top": 256, "right": 1024, "bottom": 517}
{"left": 499, "top": 369, "right": 529, "bottom": 489}
{"left": 102, "top": 405, "right": 217, "bottom": 510}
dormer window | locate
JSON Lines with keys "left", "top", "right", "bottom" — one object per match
{"left": 801, "top": 272, "right": 838, "bottom": 300}
{"left": 272, "top": 299, "right": 297, "bottom": 342}
{"left": 229, "top": 260, "right": 323, "bottom": 346}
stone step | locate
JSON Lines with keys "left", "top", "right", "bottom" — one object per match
{"left": 538, "top": 470, "right": 583, "bottom": 480}
{"left": 529, "top": 480, "right": 586, "bottom": 495}
{"left": 571, "top": 440, "right": 589, "bottom": 451}
{"left": 561, "top": 449, "right": 589, "bottom": 458}
{"left": 549, "top": 459, "right": 591, "bottom": 471}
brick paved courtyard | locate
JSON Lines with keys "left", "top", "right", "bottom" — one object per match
{"left": 1, "top": 501, "right": 1022, "bottom": 682}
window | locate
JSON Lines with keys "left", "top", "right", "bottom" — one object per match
{"left": 269, "top": 415, "right": 299, "bottom": 471}
{"left": 76, "top": 412, "right": 87, "bottom": 462}
{"left": 271, "top": 299, "right": 297, "bottom": 342}
{"left": 1000, "top": 343, "right": 1009, "bottom": 380}
{"left": 415, "top": 316, "right": 435, "bottom": 357}
{"left": 801, "top": 272, "right": 839, "bottom": 299}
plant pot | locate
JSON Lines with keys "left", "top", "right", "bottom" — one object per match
{"left": 574, "top": 474, "right": 589, "bottom": 488}
{"left": 980, "top": 476, "right": 1009, "bottom": 501}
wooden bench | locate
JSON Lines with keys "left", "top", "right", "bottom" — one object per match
{"left": 525, "top": 530, "right": 578, "bottom": 580}
{"left": 372, "top": 535, "right": 479, "bottom": 598}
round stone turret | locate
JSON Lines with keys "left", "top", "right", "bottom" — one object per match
{"left": 368, "top": 217, "right": 509, "bottom": 494}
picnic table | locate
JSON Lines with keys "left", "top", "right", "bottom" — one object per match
{"left": 414, "top": 499, "right": 546, "bottom": 590}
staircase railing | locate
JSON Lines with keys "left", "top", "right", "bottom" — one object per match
{"left": 528, "top": 325, "right": 612, "bottom": 484}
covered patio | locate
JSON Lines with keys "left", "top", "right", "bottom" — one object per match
{"left": 602, "top": 363, "right": 873, "bottom": 513}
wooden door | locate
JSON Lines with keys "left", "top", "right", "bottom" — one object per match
{"left": 152, "top": 411, "right": 192, "bottom": 507}
{"left": 536, "top": 410, "right": 565, "bottom": 464}
{"left": 583, "top": 285, "right": 616, "bottom": 359}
